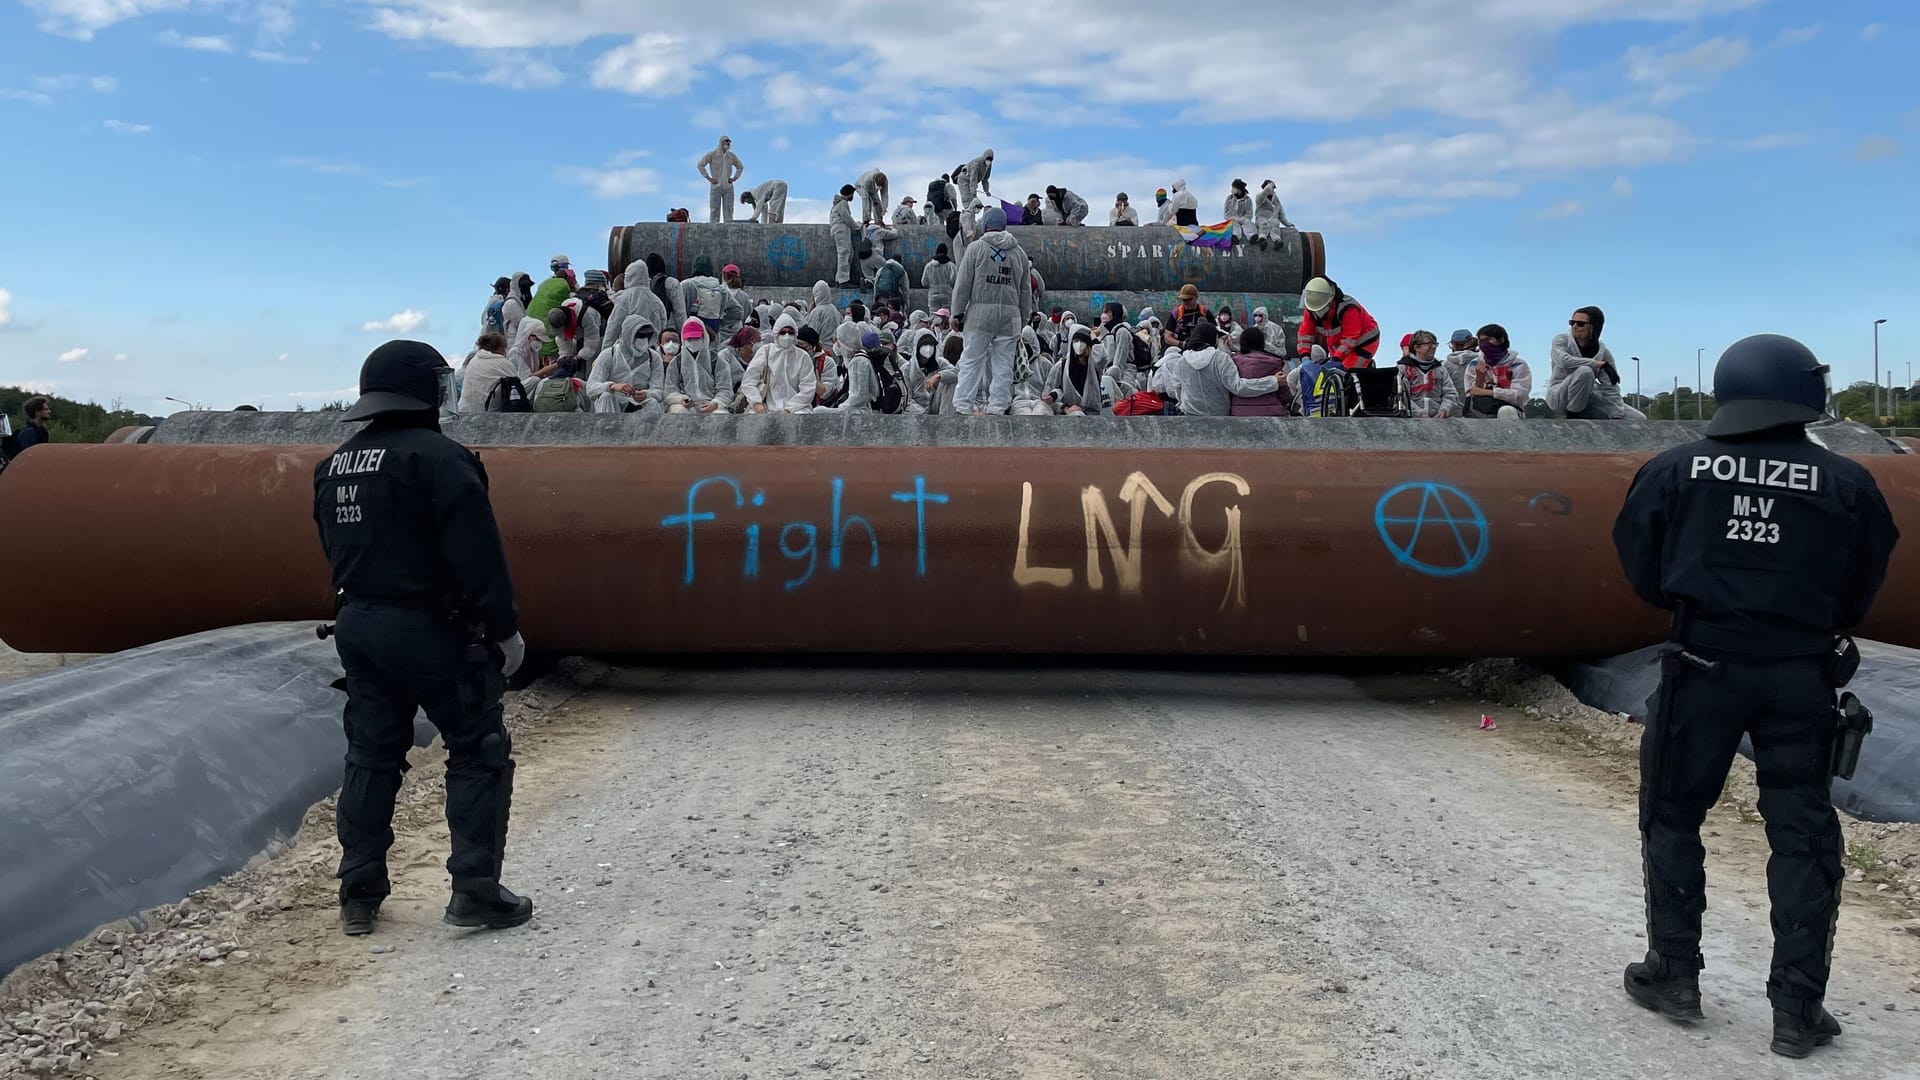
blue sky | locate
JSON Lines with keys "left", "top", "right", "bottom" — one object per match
{"left": 0, "top": 0, "right": 1914, "bottom": 414}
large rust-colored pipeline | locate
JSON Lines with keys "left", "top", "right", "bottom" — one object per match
{"left": 5, "top": 444, "right": 1920, "bottom": 658}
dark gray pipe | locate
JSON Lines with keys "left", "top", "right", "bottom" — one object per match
{"left": 738, "top": 286, "right": 1300, "bottom": 329}
{"left": 608, "top": 223, "right": 1325, "bottom": 296}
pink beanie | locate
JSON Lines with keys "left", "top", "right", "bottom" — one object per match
{"left": 681, "top": 318, "right": 707, "bottom": 340}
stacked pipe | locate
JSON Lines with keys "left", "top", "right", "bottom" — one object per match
{"left": 608, "top": 222, "right": 1326, "bottom": 327}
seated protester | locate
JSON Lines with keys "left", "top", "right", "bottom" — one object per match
{"left": 1096, "top": 301, "right": 1143, "bottom": 401}
{"left": 1292, "top": 345, "right": 1353, "bottom": 417}
{"left": 1215, "top": 307, "right": 1244, "bottom": 354}
{"left": 823, "top": 329, "right": 907, "bottom": 413}
{"left": 720, "top": 325, "right": 760, "bottom": 376}
{"left": 1149, "top": 344, "right": 1188, "bottom": 414}
{"left": 1400, "top": 329, "right": 1460, "bottom": 418}
{"left": 680, "top": 261, "right": 743, "bottom": 342}
{"left": 512, "top": 316, "right": 554, "bottom": 375}
{"left": 803, "top": 280, "right": 843, "bottom": 346}
{"left": 913, "top": 333, "right": 964, "bottom": 415}
{"left": 1546, "top": 305, "right": 1629, "bottom": 419}
{"left": 1106, "top": 321, "right": 1159, "bottom": 405}
{"left": 742, "top": 314, "right": 819, "bottom": 414}
{"left": 457, "top": 331, "right": 545, "bottom": 414}
{"left": 585, "top": 315, "right": 667, "bottom": 416}
{"left": 1250, "top": 308, "right": 1287, "bottom": 359}
{"left": 1173, "top": 322, "right": 1282, "bottom": 417}
{"left": 1009, "top": 326, "right": 1054, "bottom": 416}
{"left": 1229, "top": 326, "right": 1294, "bottom": 416}
{"left": 1044, "top": 324, "right": 1104, "bottom": 415}
{"left": 1443, "top": 328, "right": 1479, "bottom": 403}
{"left": 1463, "top": 323, "right": 1531, "bottom": 419}
{"left": 546, "top": 300, "right": 589, "bottom": 371}
{"left": 1168, "top": 284, "right": 1209, "bottom": 348}
{"left": 798, "top": 325, "right": 838, "bottom": 408}
{"left": 575, "top": 269, "right": 613, "bottom": 360}
{"left": 666, "top": 318, "right": 737, "bottom": 414}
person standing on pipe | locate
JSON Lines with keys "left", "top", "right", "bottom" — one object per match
{"left": 313, "top": 341, "right": 533, "bottom": 938}
{"left": 1612, "top": 334, "right": 1898, "bottom": 1059}
{"left": 697, "top": 135, "right": 744, "bottom": 223}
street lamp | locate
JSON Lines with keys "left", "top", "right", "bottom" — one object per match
{"left": 1874, "top": 319, "right": 1887, "bottom": 420}
{"left": 1696, "top": 348, "right": 1705, "bottom": 420}
{"left": 162, "top": 396, "right": 202, "bottom": 412}
{"left": 1631, "top": 356, "right": 1642, "bottom": 404}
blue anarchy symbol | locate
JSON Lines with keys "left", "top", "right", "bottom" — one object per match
{"left": 1374, "top": 481, "right": 1489, "bottom": 577}
{"left": 767, "top": 236, "right": 806, "bottom": 274}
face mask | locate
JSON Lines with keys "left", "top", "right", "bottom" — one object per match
{"left": 664, "top": 343, "right": 680, "bottom": 355}
{"left": 1073, "top": 341, "right": 1090, "bottom": 356}
{"left": 778, "top": 331, "right": 797, "bottom": 342}
{"left": 919, "top": 344, "right": 935, "bottom": 359}
{"left": 1479, "top": 341, "right": 1508, "bottom": 363}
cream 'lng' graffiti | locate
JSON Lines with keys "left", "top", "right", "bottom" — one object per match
{"left": 1014, "top": 472, "right": 1250, "bottom": 613}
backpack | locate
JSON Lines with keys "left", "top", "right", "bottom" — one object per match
{"left": 483, "top": 295, "right": 506, "bottom": 336}
{"left": 926, "top": 179, "right": 952, "bottom": 216}
{"left": 532, "top": 377, "right": 581, "bottom": 413}
{"left": 873, "top": 360, "right": 905, "bottom": 414}
{"left": 1129, "top": 332, "right": 1153, "bottom": 370}
{"left": 821, "top": 357, "right": 851, "bottom": 409}
{"left": 689, "top": 279, "right": 726, "bottom": 320}
{"left": 485, "top": 377, "right": 533, "bottom": 413}
{"left": 576, "top": 287, "right": 613, "bottom": 325}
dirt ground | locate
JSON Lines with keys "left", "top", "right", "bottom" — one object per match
{"left": 6, "top": 661, "right": 1920, "bottom": 1080}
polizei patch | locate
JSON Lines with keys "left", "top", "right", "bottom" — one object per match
{"left": 326, "top": 448, "right": 388, "bottom": 478}
{"left": 1688, "top": 455, "right": 1820, "bottom": 492}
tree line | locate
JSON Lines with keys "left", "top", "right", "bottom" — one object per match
{"left": 1, "top": 387, "right": 163, "bottom": 444}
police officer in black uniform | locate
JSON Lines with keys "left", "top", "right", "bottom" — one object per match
{"left": 314, "top": 340, "right": 534, "bottom": 936}
{"left": 1612, "top": 334, "right": 1898, "bottom": 1057}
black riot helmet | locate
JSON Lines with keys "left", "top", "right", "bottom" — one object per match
{"left": 342, "top": 340, "right": 452, "bottom": 422}
{"left": 1706, "top": 334, "right": 1830, "bottom": 437}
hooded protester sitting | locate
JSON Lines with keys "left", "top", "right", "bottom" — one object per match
{"left": 907, "top": 330, "right": 959, "bottom": 415}
{"left": 1168, "top": 284, "right": 1210, "bottom": 347}
{"left": 1253, "top": 180, "right": 1293, "bottom": 249}
{"left": 1215, "top": 306, "right": 1244, "bottom": 354}
{"left": 1046, "top": 185, "right": 1091, "bottom": 226}
{"left": 1224, "top": 180, "right": 1255, "bottom": 244}
{"left": 1154, "top": 187, "right": 1173, "bottom": 224}
{"left": 1250, "top": 308, "right": 1288, "bottom": 359}
{"left": 1095, "top": 301, "right": 1140, "bottom": 395}
{"left": 607, "top": 259, "right": 666, "bottom": 354}
{"left": 825, "top": 328, "right": 907, "bottom": 413}
{"left": 1547, "top": 305, "right": 1628, "bottom": 419}
{"left": 528, "top": 255, "right": 575, "bottom": 359}
{"left": 585, "top": 315, "right": 666, "bottom": 416}
{"left": 803, "top": 280, "right": 843, "bottom": 346}
{"left": 1005, "top": 327, "right": 1051, "bottom": 416}
{"left": 1229, "top": 326, "right": 1294, "bottom": 417}
{"left": 741, "top": 314, "right": 819, "bottom": 414}
{"left": 1172, "top": 322, "right": 1282, "bottom": 417}
{"left": 740, "top": 179, "right": 789, "bottom": 223}
{"left": 1464, "top": 323, "right": 1532, "bottom": 419}
{"left": 921, "top": 244, "right": 956, "bottom": 314}
{"left": 666, "top": 318, "right": 736, "bottom": 414}
{"left": 1111, "top": 192, "right": 1140, "bottom": 226}
{"left": 719, "top": 325, "right": 761, "bottom": 383}
{"left": 1400, "top": 329, "right": 1461, "bottom": 419}
{"left": 1042, "top": 324, "right": 1104, "bottom": 415}
{"left": 1296, "top": 276, "right": 1380, "bottom": 369}
{"left": 643, "top": 252, "right": 687, "bottom": 331}
{"left": 950, "top": 204, "right": 1035, "bottom": 415}
{"left": 502, "top": 272, "right": 534, "bottom": 334}
{"left": 1106, "top": 318, "right": 1160, "bottom": 408}
{"left": 482, "top": 277, "right": 512, "bottom": 338}
{"left": 576, "top": 269, "right": 614, "bottom": 353}
{"left": 457, "top": 331, "right": 543, "bottom": 414}
{"left": 1445, "top": 328, "right": 1480, "bottom": 400}
{"left": 1167, "top": 179, "right": 1200, "bottom": 227}
{"left": 511, "top": 316, "right": 558, "bottom": 377}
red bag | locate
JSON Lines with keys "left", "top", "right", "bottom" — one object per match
{"left": 1112, "top": 391, "right": 1166, "bottom": 416}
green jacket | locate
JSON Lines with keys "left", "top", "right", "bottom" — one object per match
{"left": 528, "top": 276, "right": 572, "bottom": 357}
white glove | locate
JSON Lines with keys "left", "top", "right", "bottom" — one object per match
{"left": 497, "top": 632, "right": 525, "bottom": 678}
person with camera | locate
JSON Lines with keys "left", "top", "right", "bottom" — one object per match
{"left": 1612, "top": 334, "right": 1898, "bottom": 1058}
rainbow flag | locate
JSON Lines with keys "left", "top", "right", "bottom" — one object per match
{"left": 998, "top": 198, "right": 1027, "bottom": 225}
{"left": 1173, "top": 220, "right": 1236, "bottom": 249}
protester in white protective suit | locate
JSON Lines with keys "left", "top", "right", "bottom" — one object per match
{"left": 666, "top": 318, "right": 736, "bottom": 414}
{"left": 891, "top": 196, "right": 920, "bottom": 227}
{"left": 829, "top": 185, "right": 863, "bottom": 287}
{"left": 1224, "top": 180, "right": 1255, "bottom": 245}
{"left": 803, "top": 280, "right": 843, "bottom": 345}
{"left": 1168, "top": 178, "right": 1200, "bottom": 226}
{"left": 955, "top": 148, "right": 994, "bottom": 207}
{"left": 1044, "top": 324, "right": 1105, "bottom": 415}
{"left": 742, "top": 314, "right": 818, "bottom": 414}
{"left": 1253, "top": 180, "right": 1294, "bottom": 249}
{"left": 1250, "top": 308, "right": 1288, "bottom": 359}
{"left": 1005, "top": 326, "right": 1053, "bottom": 416}
{"left": 1110, "top": 193, "right": 1140, "bottom": 226}
{"left": 511, "top": 316, "right": 557, "bottom": 375}
{"left": 1045, "top": 186, "right": 1090, "bottom": 227}
{"left": 586, "top": 315, "right": 668, "bottom": 416}
{"left": 457, "top": 331, "right": 542, "bottom": 413}
{"left": 950, "top": 205, "right": 1034, "bottom": 415}
{"left": 856, "top": 169, "right": 890, "bottom": 225}
{"left": 824, "top": 328, "right": 889, "bottom": 412}
{"left": 1094, "top": 303, "right": 1136, "bottom": 400}
{"left": 607, "top": 259, "right": 666, "bottom": 359}
{"left": 501, "top": 273, "right": 533, "bottom": 335}
{"left": 921, "top": 243, "right": 956, "bottom": 314}
{"left": 697, "top": 135, "right": 744, "bottom": 223}
{"left": 740, "top": 178, "right": 787, "bottom": 223}
{"left": 901, "top": 328, "right": 944, "bottom": 414}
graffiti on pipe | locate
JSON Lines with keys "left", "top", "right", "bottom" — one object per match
{"left": 1374, "top": 481, "right": 1489, "bottom": 577}
{"left": 767, "top": 236, "right": 807, "bottom": 275}
{"left": 1528, "top": 492, "right": 1574, "bottom": 516}
{"left": 1014, "top": 472, "right": 1250, "bottom": 614}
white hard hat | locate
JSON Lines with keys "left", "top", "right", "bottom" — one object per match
{"left": 1302, "top": 277, "right": 1335, "bottom": 317}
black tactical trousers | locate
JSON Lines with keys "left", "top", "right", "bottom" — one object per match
{"left": 1640, "top": 654, "right": 1843, "bottom": 1019}
{"left": 332, "top": 602, "right": 513, "bottom": 901}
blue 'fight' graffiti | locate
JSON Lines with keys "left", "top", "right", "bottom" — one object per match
{"left": 661, "top": 475, "right": 951, "bottom": 591}
{"left": 1374, "top": 481, "right": 1489, "bottom": 577}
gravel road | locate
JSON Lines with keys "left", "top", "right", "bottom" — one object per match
{"left": 92, "top": 664, "right": 1920, "bottom": 1080}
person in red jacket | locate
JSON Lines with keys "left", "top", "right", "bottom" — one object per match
{"left": 1296, "top": 276, "right": 1380, "bottom": 369}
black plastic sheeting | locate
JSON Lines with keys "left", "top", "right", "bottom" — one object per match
{"left": 0, "top": 624, "right": 430, "bottom": 980}
{"left": 1553, "top": 642, "right": 1920, "bottom": 823}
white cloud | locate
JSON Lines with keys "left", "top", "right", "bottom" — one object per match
{"left": 20, "top": 0, "right": 193, "bottom": 39}
{"left": 31, "top": 72, "right": 117, "bottom": 94}
{"left": 1624, "top": 35, "right": 1750, "bottom": 102}
{"left": 1862, "top": 23, "right": 1884, "bottom": 41}
{"left": 90, "top": 75, "right": 117, "bottom": 91}
{"left": 156, "top": 30, "right": 235, "bottom": 52}
{"left": 276, "top": 353, "right": 290, "bottom": 362}
{"left": 279, "top": 156, "right": 367, "bottom": 176}
{"left": 770, "top": 135, "right": 792, "bottom": 152}
{"left": 1772, "top": 24, "right": 1820, "bottom": 47}
{"left": 1222, "top": 140, "right": 1273, "bottom": 157}
{"left": 361, "top": 309, "right": 428, "bottom": 333}
{"left": 103, "top": 119, "right": 151, "bottom": 134}
{"left": 58, "top": 347, "right": 91, "bottom": 363}
{"left": 607, "top": 148, "right": 651, "bottom": 167}
{"left": 1855, "top": 135, "right": 1901, "bottom": 162}
{"left": 248, "top": 50, "right": 308, "bottom": 64}
{"left": 827, "top": 130, "right": 884, "bottom": 158}
{"left": 717, "top": 54, "right": 767, "bottom": 79}
{"left": 556, "top": 162, "right": 662, "bottom": 200}
{"left": 1611, "top": 175, "right": 1632, "bottom": 197}
{"left": 762, "top": 70, "right": 843, "bottom": 124}
{"left": 0, "top": 288, "right": 13, "bottom": 327}
{"left": 0, "top": 89, "right": 53, "bottom": 106}
{"left": 1535, "top": 200, "right": 1586, "bottom": 220}
{"left": 591, "top": 34, "right": 718, "bottom": 95}
{"left": 111, "top": 352, "right": 128, "bottom": 362}
{"left": 1725, "top": 132, "right": 1806, "bottom": 151}
{"left": 429, "top": 60, "right": 563, "bottom": 89}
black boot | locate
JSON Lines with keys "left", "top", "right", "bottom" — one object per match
{"left": 1623, "top": 950, "right": 1703, "bottom": 1022}
{"left": 340, "top": 898, "right": 380, "bottom": 936}
{"left": 1770, "top": 1006, "right": 1842, "bottom": 1058}
{"left": 444, "top": 881, "right": 534, "bottom": 930}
